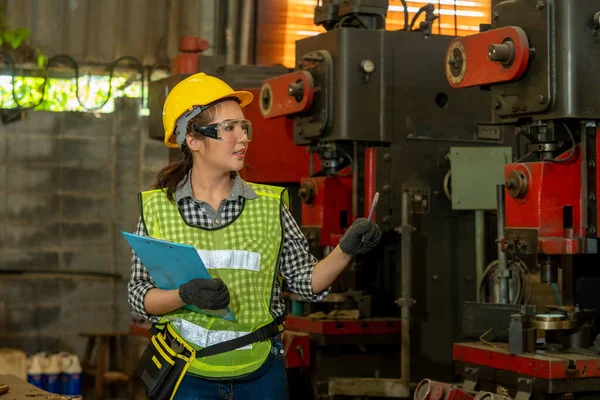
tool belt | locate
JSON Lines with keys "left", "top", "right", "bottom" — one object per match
{"left": 135, "top": 324, "right": 195, "bottom": 400}
{"left": 135, "top": 318, "right": 285, "bottom": 398}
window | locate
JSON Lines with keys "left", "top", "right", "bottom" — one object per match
{"left": 0, "top": 75, "right": 146, "bottom": 113}
{"left": 279, "top": 0, "right": 491, "bottom": 68}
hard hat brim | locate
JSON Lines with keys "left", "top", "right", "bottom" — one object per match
{"left": 228, "top": 90, "right": 254, "bottom": 108}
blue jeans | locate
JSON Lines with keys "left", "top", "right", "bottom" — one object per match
{"left": 173, "top": 338, "right": 289, "bottom": 400}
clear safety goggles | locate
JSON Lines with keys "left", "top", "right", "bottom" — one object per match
{"left": 192, "top": 119, "right": 253, "bottom": 142}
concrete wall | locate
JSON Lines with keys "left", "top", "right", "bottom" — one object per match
{"left": 0, "top": 98, "right": 168, "bottom": 356}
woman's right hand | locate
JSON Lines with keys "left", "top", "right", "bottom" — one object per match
{"left": 178, "top": 278, "right": 230, "bottom": 310}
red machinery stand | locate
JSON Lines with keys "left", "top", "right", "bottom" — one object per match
{"left": 285, "top": 316, "right": 401, "bottom": 337}
{"left": 452, "top": 341, "right": 600, "bottom": 398}
{"left": 283, "top": 332, "right": 311, "bottom": 370}
{"left": 282, "top": 316, "right": 402, "bottom": 382}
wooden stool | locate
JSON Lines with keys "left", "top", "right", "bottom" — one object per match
{"left": 79, "top": 331, "right": 135, "bottom": 400}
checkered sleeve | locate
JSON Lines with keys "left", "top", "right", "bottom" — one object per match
{"left": 127, "top": 217, "right": 160, "bottom": 323}
{"left": 279, "top": 204, "right": 331, "bottom": 301}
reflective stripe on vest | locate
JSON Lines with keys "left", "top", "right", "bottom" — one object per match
{"left": 171, "top": 318, "right": 252, "bottom": 351}
{"left": 139, "top": 182, "right": 288, "bottom": 379}
{"left": 196, "top": 249, "right": 260, "bottom": 272}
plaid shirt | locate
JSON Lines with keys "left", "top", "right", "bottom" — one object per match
{"left": 127, "top": 172, "right": 330, "bottom": 322}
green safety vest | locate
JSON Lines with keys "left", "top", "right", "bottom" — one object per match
{"left": 138, "top": 183, "right": 288, "bottom": 379}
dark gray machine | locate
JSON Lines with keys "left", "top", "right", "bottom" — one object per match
{"left": 260, "top": 1, "right": 522, "bottom": 397}
{"left": 426, "top": 1, "right": 600, "bottom": 399}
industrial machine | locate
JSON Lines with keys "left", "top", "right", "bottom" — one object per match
{"left": 414, "top": 1, "right": 600, "bottom": 399}
{"left": 260, "top": 0, "right": 521, "bottom": 398}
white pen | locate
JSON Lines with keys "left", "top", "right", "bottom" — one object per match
{"left": 362, "top": 192, "right": 379, "bottom": 242}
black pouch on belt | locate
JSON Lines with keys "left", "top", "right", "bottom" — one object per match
{"left": 135, "top": 327, "right": 195, "bottom": 400}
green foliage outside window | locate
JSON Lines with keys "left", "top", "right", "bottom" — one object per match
{"left": 0, "top": 75, "right": 147, "bottom": 113}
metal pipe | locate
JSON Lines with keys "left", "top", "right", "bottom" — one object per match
{"left": 213, "top": 0, "right": 229, "bottom": 56}
{"left": 581, "top": 123, "right": 589, "bottom": 230}
{"left": 475, "top": 210, "right": 485, "bottom": 302}
{"left": 400, "top": 190, "right": 412, "bottom": 390}
{"left": 226, "top": 0, "right": 240, "bottom": 64}
{"left": 179, "top": 0, "right": 202, "bottom": 39}
{"left": 167, "top": 0, "right": 181, "bottom": 67}
{"left": 352, "top": 142, "right": 359, "bottom": 219}
{"left": 251, "top": 0, "right": 259, "bottom": 64}
{"left": 364, "top": 148, "right": 377, "bottom": 220}
{"left": 496, "top": 184, "right": 510, "bottom": 304}
{"left": 239, "top": 0, "right": 253, "bottom": 65}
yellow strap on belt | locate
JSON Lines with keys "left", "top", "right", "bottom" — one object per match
{"left": 164, "top": 324, "right": 196, "bottom": 400}
{"left": 151, "top": 336, "right": 175, "bottom": 366}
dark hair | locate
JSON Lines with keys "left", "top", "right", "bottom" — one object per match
{"left": 152, "top": 104, "right": 221, "bottom": 201}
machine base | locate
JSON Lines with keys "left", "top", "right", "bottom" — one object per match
{"left": 284, "top": 316, "right": 402, "bottom": 400}
{"left": 453, "top": 342, "right": 600, "bottom": 398}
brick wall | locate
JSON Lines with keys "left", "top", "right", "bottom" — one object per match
{"left": 0, "top": 98, "right": 168, "bottom": 356}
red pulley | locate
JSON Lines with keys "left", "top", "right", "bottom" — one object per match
{"left": 259, "top": 71, "right": 316, "bottom": 119}
{"left": 445, "top": 26, "right": 530, "bottom": 89}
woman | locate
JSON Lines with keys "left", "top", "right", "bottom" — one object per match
{"left": 128, "top": 73, "right": 382, "bottom": 399}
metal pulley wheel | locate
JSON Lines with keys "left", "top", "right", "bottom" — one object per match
{"left": 533, "top": 313, "right": 577, "bottom": 331}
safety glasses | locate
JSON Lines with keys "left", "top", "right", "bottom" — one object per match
{"left": 192, "top": 119, "right": 253, "bottom": 142}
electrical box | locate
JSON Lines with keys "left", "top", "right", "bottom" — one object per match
{"left": 449, "top": 146, "right": 512, "bottom": 210}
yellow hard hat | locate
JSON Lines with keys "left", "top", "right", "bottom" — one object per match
{"left": 162, "top": 73, "right": 254, "bottom": 148}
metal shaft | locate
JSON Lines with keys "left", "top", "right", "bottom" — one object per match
{"left": 400, "top": 190, "right": 412, "bottom": 389}
{"left": 352, "top": 142, "right": 359, "bottom": 218}
{"left": 475, "top": 210, "right": 485, "bottom": 302}
{"left": 562, "top": 255, "right": 574, "bottom": 306}
{"left": 496, "top": 184, "right": 509, "bottom": 304}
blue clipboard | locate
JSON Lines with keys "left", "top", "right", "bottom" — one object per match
{"left": 122, "top": 232, "right": 235, "bottom": 321}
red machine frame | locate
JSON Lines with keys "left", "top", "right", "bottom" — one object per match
{"left": 238, "top": 87, "right": 311, "bottom": 184}
{"left": 502, "top": 127, "right": 600, "bottom": 255}
{"left": 299, "top": 176, "right": 353, "bottom": 248}
{"left": 503, "top": 146, "right": 585, "bottom": 254}
{"left": 282, "top": 332, "right": 311, "bottom": 369}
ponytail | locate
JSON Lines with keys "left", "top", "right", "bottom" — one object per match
{"left": 152, "top": 147, "right": 193, "bottom": 202}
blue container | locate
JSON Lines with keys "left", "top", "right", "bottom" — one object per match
{"left": 44, "top": 354, "right": 62, "bottom": 393}
{"left": 46, "top": 372, "right": 61, "bottom": 394}
{"left": 61, "top": 372, "right": 81, "bottom": 396}
{"left": 61, "top": 354, "right": 82, "bottom": 396}
{"left": 27, "top": 372, "right": 43, "bottom": 389}
{"left": 27, "top": 353, "right": 44, "bottom": 389}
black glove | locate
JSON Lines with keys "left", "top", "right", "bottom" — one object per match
{"left": 178, "top": 278, "right": 230, "bottom": 310}
{"left": 339, "top": 218, "right": 382, "bottom": 256}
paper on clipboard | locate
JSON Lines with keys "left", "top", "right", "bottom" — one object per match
{"left": 122, "top": 232, "right": 235, "bottom": 321}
